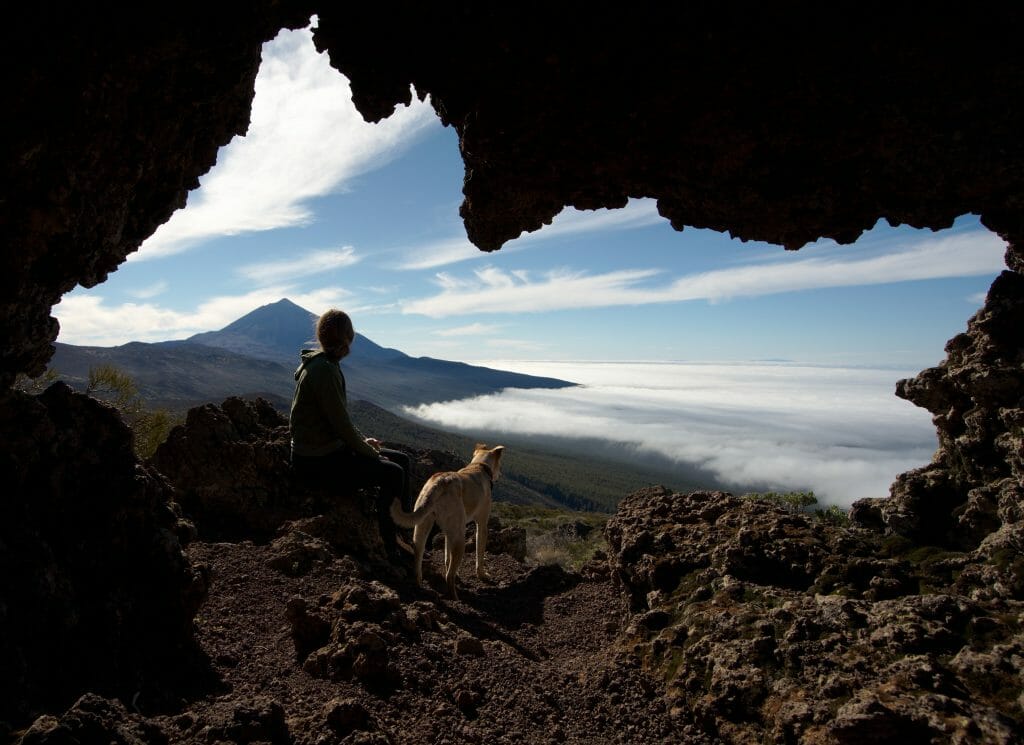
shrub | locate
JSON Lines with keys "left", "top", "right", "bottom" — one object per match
{"left": 814, "top": 504, "right": 851, "bottom": 527}
{"left": 493, "top": 502, "right": 608, "bottom": 570}
{"left": 741, "top": 490, "right": 818, "bottom": 513}
{"left": 85, "top": 364, "right": 182, "bottom": 459}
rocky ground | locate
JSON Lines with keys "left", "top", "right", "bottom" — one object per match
{"left": 16, "top": 487, "right": 1024, "bottom": 744}
{"left": 6, "top": 394, "right": 1024, "bottom": 744}
{"left": 15, "top": 522, "right": 678, "bottom": 745}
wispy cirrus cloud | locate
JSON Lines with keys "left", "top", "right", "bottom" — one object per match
{"left": 397, "top": 198, "right": 665, "bottom": 270}
{"left": 402, "top": 229, "right": 1006, "bottom": 317}
{"left": 238, "top": 246, "right": 360, "bottom": 284}
{"left": 55, "top": 287, "right": 352, "bottom": 346}
{"left": 126, "top": 280, "right": 169, "bottom": 299}
{"left": 132, "top": 26, "right": 438, "bottom": 262}
{"left": 433, "top": 322, "right": 505, "bottom": 337}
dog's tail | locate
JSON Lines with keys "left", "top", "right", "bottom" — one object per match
{"left": 390, "top": 473, "right": 458, "bottom": 528}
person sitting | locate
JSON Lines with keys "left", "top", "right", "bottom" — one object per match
{"left": 289, "top": 308, "right": 411, "bottom": 563}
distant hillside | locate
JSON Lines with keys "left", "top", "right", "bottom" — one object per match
{"left": 188, "top": 298, "right": 574, "bottom": 409}
{"left": 52, "top": 298, "right": 574, "bottom": 412}
{"left": 51, "top": 341, "right": 293, "bottom": 412}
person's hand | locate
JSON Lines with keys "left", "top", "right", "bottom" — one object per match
{"left": 365, "top": 437, "right": 382, "bottom": 451}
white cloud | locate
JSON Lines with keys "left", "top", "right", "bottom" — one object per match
{"left": 404, "top": 267, "right": 663, "bottom": 316}
{"left": 967, "top": 291, "right": 987, "bottom": 305}
{"left": 132, "top": 26, "right": 438, "bottom": 262}
{"left": 402, "top": 229, "right": 1006, "bottom": 317}
{"left": 398, "top": 236, "right": 482, "bottom": 271}
{"left": 238, "top": 246, "right": 360, "bottom": 284}
{"left": 397, "top": 199, "right": 665, "bottom": 270}
{"left": 433, "top": 322, "right": 505, "bottom": 337}
{"left": 403, "top": 361, "right": 938, "bottom": 507}
{"left": 55, "top": 286, "right": 353, "bottom": 345}
{"left": 126, "top": 280, "right": 169, "bottom": 299}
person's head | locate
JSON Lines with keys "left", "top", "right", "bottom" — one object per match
{"left": 316, "top": 309, "right": 355, "bottom": 360}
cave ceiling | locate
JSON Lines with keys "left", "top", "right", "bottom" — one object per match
{"left": 2, "top": 3, "right": 1023, "bottom": 386}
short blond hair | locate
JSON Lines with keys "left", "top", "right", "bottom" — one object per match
{"left": 316, "top": 309, "right": 354, "bottom": 356}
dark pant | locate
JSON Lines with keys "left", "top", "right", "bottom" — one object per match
{"left": 292, "top": 447, "right": 412, "bottom": 554}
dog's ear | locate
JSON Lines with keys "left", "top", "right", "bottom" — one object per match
{"left": 491, "top": 445, "right": 505, "bottom": 463}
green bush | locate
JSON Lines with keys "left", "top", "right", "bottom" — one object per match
{"left": 85, "top": 364, "right": 181, "bottom": 460}
{"left": 814, "top": 505, "right": 851, "bottom": 527}
{"left": 741, "top": 490, "right": 818, "bottom": 512}
{"left": 741, "top": 490, "right": 853, "bottom": 526}
{"left": 492, "top": 502, "right": 608, "bottom": 569}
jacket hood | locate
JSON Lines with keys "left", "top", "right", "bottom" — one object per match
{"left": 294, "top": 349, "right": 327, "bottom": 380}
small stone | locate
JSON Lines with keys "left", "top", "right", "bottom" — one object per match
{"left": 454, "top": 635, "right": 485, "bottom": 657}
{"left": 324, "top": 697, "right": 373, "bottom": 735}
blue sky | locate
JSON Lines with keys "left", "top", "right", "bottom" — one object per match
{"left": 56, "top": 23, "right": 1006, "bottom": 370}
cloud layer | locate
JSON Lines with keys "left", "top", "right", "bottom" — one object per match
{"left": 402, "top": 228, "right": 1006, "bottom": 317}
{"left": 404, "top": 361, "right": 938, "bottom": 507}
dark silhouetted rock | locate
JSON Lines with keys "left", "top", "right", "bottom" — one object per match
{"left": 854, "top": 270, "right": 1024, "bottom": 574}
{"left": 150, "top": 396, "right": 301, "bottom": 541}
{"left": 152, "top": 397, "right": 463, "bottom": 561}
{"left": 16, "top": 693, "right": 168, "bottom": 745}
{"left": 0, "top": 384, "right": 208, "bottom": 728}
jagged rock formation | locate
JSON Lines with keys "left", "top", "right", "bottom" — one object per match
{"left": 151, "top": 396, "right": 319, "bottom": 543}
{"left": 0, "top": 384, "right": 208, "bottom": 728}
{"left": 151, "top": 395, "right": 466, "bottom": 545}
{"left": 607, "top": 487, "right": 1024, "bottom": 743}
{"left": 853, "top": 270, "right": 1024, "bottom": 555}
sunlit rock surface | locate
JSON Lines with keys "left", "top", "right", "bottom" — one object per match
{"left": 853, "top": 270, "right": 1024, "bottom": 554}
{"left": 607, "top": 487, "right": 1024, "bottom": 743}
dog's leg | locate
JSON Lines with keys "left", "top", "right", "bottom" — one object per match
{"left": 412, "top": 516, "right": 434, "bottom": 588}
{"left": 475, "top": 505, "right": 491, "bottom": 581}
{"left": 445, "top": 532, "right": 465, "bottom": 600}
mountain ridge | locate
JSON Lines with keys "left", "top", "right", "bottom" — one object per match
{"left": 51, "top": 298, "right": 574, "bottom": 412}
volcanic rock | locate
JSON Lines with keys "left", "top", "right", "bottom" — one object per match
{"left": 0, "top": 383, "right": 207, "bottom": 727}
{"left": 606, "top": 487, "right": 1024, "bottom": 744}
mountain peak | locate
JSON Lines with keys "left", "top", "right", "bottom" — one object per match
{"left": 186, "top": 299, "right": 407, "bottom": 365}
{"left": 225, "top": 298, "right": 316, "bottom": 329}
{"left": 186, "top": 299, "right": 317, "bottom": 362}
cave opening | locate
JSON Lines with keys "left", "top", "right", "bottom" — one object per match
{"left": 4, "top": 6, "right": 1023, "bottom": 738}
{"left": 45, "top": 23, "right": 1009, "bottom": 514}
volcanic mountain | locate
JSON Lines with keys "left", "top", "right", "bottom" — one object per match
{"left": 51, "top": 299, "right": 574, "bottom": 412}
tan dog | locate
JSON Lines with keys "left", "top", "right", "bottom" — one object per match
{"left": 390, "top": 444, "right": 504, "bottom": 599}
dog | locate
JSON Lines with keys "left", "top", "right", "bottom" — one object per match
{"left": 390, "top": 444, "right": 504, "bottom": 599}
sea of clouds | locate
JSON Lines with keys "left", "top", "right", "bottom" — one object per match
{"left": 403, "top": 361, "right": 939, "bottom": 508}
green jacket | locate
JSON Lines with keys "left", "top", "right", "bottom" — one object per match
{"left": 289, "top": 350, "right": 378, "bottom": 458}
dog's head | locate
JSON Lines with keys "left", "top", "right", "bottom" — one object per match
{"left": 471, "top": 443, "right": 504, "bottom": 482}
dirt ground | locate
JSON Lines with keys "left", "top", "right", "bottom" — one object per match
{"left": 148, "top": 537, "right": 680, "bottom": 745}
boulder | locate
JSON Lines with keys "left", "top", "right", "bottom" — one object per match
{"left": 0, "top": 384, "right": 207, "bottom": 728}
